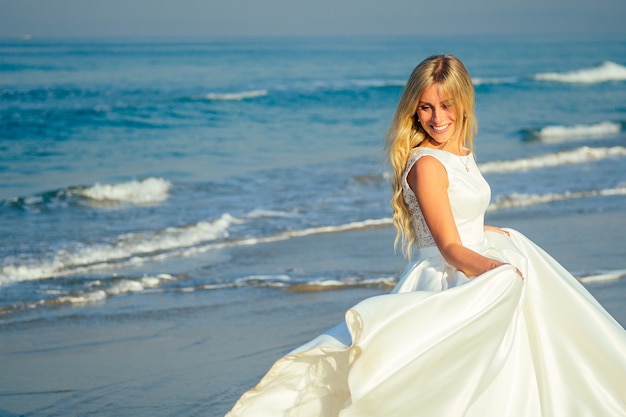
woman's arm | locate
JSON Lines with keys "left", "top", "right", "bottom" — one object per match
{"left": 407, "top": 155, "right": 505, "bottom": 278}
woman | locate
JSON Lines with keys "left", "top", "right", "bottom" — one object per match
{"left": 226, "top": 55, "right": 626, "bottom": 416}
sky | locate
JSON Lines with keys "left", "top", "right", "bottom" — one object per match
{"left": 1, "top": 0, "right": 625, "bottom": 39}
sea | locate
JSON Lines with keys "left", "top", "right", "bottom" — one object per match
{"left": 1, "top": 34, "right": 626, "bottom": 322}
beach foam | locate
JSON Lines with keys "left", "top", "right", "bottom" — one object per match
{"left": 203, "top": 90, "right": 268, "bottom": 101}
{"left": 479, "top": 146, "right": 626, "bottom": 173}
{"left": 529, "top": 121, "right": 622, "bottom": 142}
{"left": 488, "top": 185, "right": 626, "bottom": 211}
{"left": 79, "top": 177, "right": 171, "bottom": 205}
{"left": 472, "top": 77, "right": 518, "bottom": 86}
{"left": 534, "top": 61, "right": 626, "bottom": 83}
{"left": 10, "top": 274, "right": 176, "bottom": 312}
{"left": 0, "top": 214, "right": 239, "bottom": 283}
{"left": 0, "top": 216, "right": 391, "bottom": 284}
{"left": 578, "top": 269, "right": 626, "bottom": 283}
{"left": 6, "top": 194, "right": 626, "bottom": 284}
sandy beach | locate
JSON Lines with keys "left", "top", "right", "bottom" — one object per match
{"left": 1, "top": 208, "right": 625, "bottom": 417}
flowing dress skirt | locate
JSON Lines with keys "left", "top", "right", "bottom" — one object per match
{"left": 225, "top": 230, "right": 626, "bottom": 416}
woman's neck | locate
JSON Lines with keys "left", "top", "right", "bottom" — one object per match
{"left": 424, "top": 137, "right": 467, "bottom": 155}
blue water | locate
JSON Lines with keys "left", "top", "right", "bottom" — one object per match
{"left": 1, "top": 35, "right": 626, "bottom": 318}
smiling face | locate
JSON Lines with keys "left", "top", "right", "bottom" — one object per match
{"left": 416, "top": 83, "right": 462, "bottom": 151}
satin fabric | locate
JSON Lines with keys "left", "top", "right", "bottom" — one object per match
{"left": 226, "top": 150, "right": 626, "bottom": 416}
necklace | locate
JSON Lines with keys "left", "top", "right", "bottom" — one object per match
{"left": 459, "top": 153, "right": 470, "bottom": 172}
{"left": 426, "top": 137, "right": 471, "bottom": 172}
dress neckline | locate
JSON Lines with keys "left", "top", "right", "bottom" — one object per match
{"left": 418, "top": 146, "right": 472, "bottom": 158}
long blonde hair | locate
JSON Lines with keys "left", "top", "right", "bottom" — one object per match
{"left": 385, "top": 54, "right": 478, "bottom": 258}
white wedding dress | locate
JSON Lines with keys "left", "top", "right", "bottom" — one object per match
{"left": 226, "top": 148, "right": 626, "bottom": 417}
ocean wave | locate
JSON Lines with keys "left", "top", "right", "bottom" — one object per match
{"left": 0, "top": 214, "right": 239, "bottom": 284}
{"left": 196, "top": 218, "right": 393, "bottom": 252}
{"left": 169, "top": 218, "right": 394, "bottom": 261}
{"left": 525, "top": 121, "right": 622, "bottom": 142}
{"left": 472, "top": 77, "right": 518, "bottom": 86}
{"left": 192, "top": 79, "right": 406, "bottom": 102}
{"left": 202, "top": 89, "right": 268, "bottom": 101}
{"left": 6, "top": 194, "right": 626, "bottom": 283}
{"left": 51, "top": 274, "right": 174, "bottom": 305}
{"left": 289, "top": 276, "right": 397, "bottom": 292}
{"left": 327, "top": 79, "right": 405, "bottom": 90}
{"left": 488, "top": 185, "right": 626, "bottom": 211}
{"left": 578, "top": 269, "right": 626, "bottom": 283}
{"left": 0, "top": 273, "right": 176, "bottom": 315}
{"left": 4, "top": 263, "right": 622, "bottom": 316}
{"left": 78, "top": 177, "right": 172, "bottom": 205}
{"left": 170, "top": 273, "right": 395, "bottom": 293}
{"left": 201, "top": 274, "right": 396, "bottom": 292}
{"left": 4, "top": 177, "right": 172, "bottom": 207}
{"left": 478, "top": 146, "right": 626, "bottom": 173}
{"left": 0, "top": 217, "right": 390, "bottom": 284}
{"left": 0, "top": 272, "right": 395, "bottom": 315}
{"left": 534, "top": 61, "right": 626, "bottom": 83}
{"left": 244, "top": 208, "right": 297, "bottom": 219}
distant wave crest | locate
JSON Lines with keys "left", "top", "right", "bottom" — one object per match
{"left": 534, "top": 61, "right": 626, "bottom": 83}
{"left": 578, "top": 269, "right": 626, "bottom": 283}
{"left": 479, "top": 146, "right": 626, "bottom": 173}
{"left": 79, "top": 177, "right": 172, "bottom": 205}
{"left": 324, "top": 79, "right": 405, "bottom": 90}
{"left": 529, "top": 121, "right": 622, "bottom": 142}
{"left": 0, "top": 213, "right": 239, "bottom": 284}
{"left": 196, "top": 79, "right": 408, "bottom": 102}
{"left": 0, "top": 216, "right": 390, "bottom": 284}
{"left": 203, "top": 89, "right": 268, "bottom": 101}
{"left": 472, "top": 77, "right": 518, "bottom": 86}
{"left": 488, "top": 185, "right": 626, "bottom": 211}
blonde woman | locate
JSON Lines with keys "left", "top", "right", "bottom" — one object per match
{"left": 386, "top": 54, "right": 522, "bottom": 287}
{"left": 226, "top": 55, "right": 626, "bottom": 417}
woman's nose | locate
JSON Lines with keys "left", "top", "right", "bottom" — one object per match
{"left": 431, "top": 108, "right": 440, "bottom": 123}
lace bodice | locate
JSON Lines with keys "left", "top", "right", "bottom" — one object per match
{"left": 402, "top": 148, "right": 491, "bottom": 250}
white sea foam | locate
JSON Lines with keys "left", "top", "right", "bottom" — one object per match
{"left": 289, "top": 276, "right": 397, "bottom": 292}
{"left": 344, "top": 79, "right": 405, "bottom": 89}
{"left": 533, "top": 121, "right": 622, "bottom": 142}
{"left": 488, "top": 185, "right": 626, "bottom": 211}
{"left": 203, "top": 89, "right": 268, "bottom": 101}
{"left": 534, "top": 61, "right": 626, "bottom": 83}
{"left": 79, "top": 177, "right": 171, "bottom": 205}
{"left": 5, "top": 196, "right": 626, "bottom": 284}
{"left": 202, "top": 218, "right": 393, "bottom": 249}
{"left": 578, "top": 269, "right": 626, "bottom": 283}
{"left": 51, "top": 274, "right": 174, "bottom": 306}
{"left": 55, "top": 290, "right": 108, "bottom": 305}
{"left": 0, "top": 216, "right": 390, "bottom": 284}
{"left": 0, "top": 214, "right": 239, "bottom": 283}
{"left": 200, "top": 273, "right": 396, "bottom": 292}
{"left": 245, "top": 209, "right": 296, "bottom": 219}
{"left": 479, "top": 146, "right": 626, "bottom": 173}
{"left": 472, "top": 77, "right": 518, "bottom": 86}
{"left": 201, "top": 274, "right": 292, "bottom": 290}
{"left": 287, "top": 79, "right": 405, "bottom": 93}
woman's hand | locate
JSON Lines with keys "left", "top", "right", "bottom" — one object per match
{"left": 483, "top": 226, "right": 523, "bottom": 280}
{"left": 484, "top": 224, "right": 510, "bottom": 236}
{"left": 489, "top": 261, "right": 524, "bottom": 281}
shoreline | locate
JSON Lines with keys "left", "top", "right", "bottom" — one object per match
{"left": 0, "top": 208, "right": 624, "bottom": 417}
